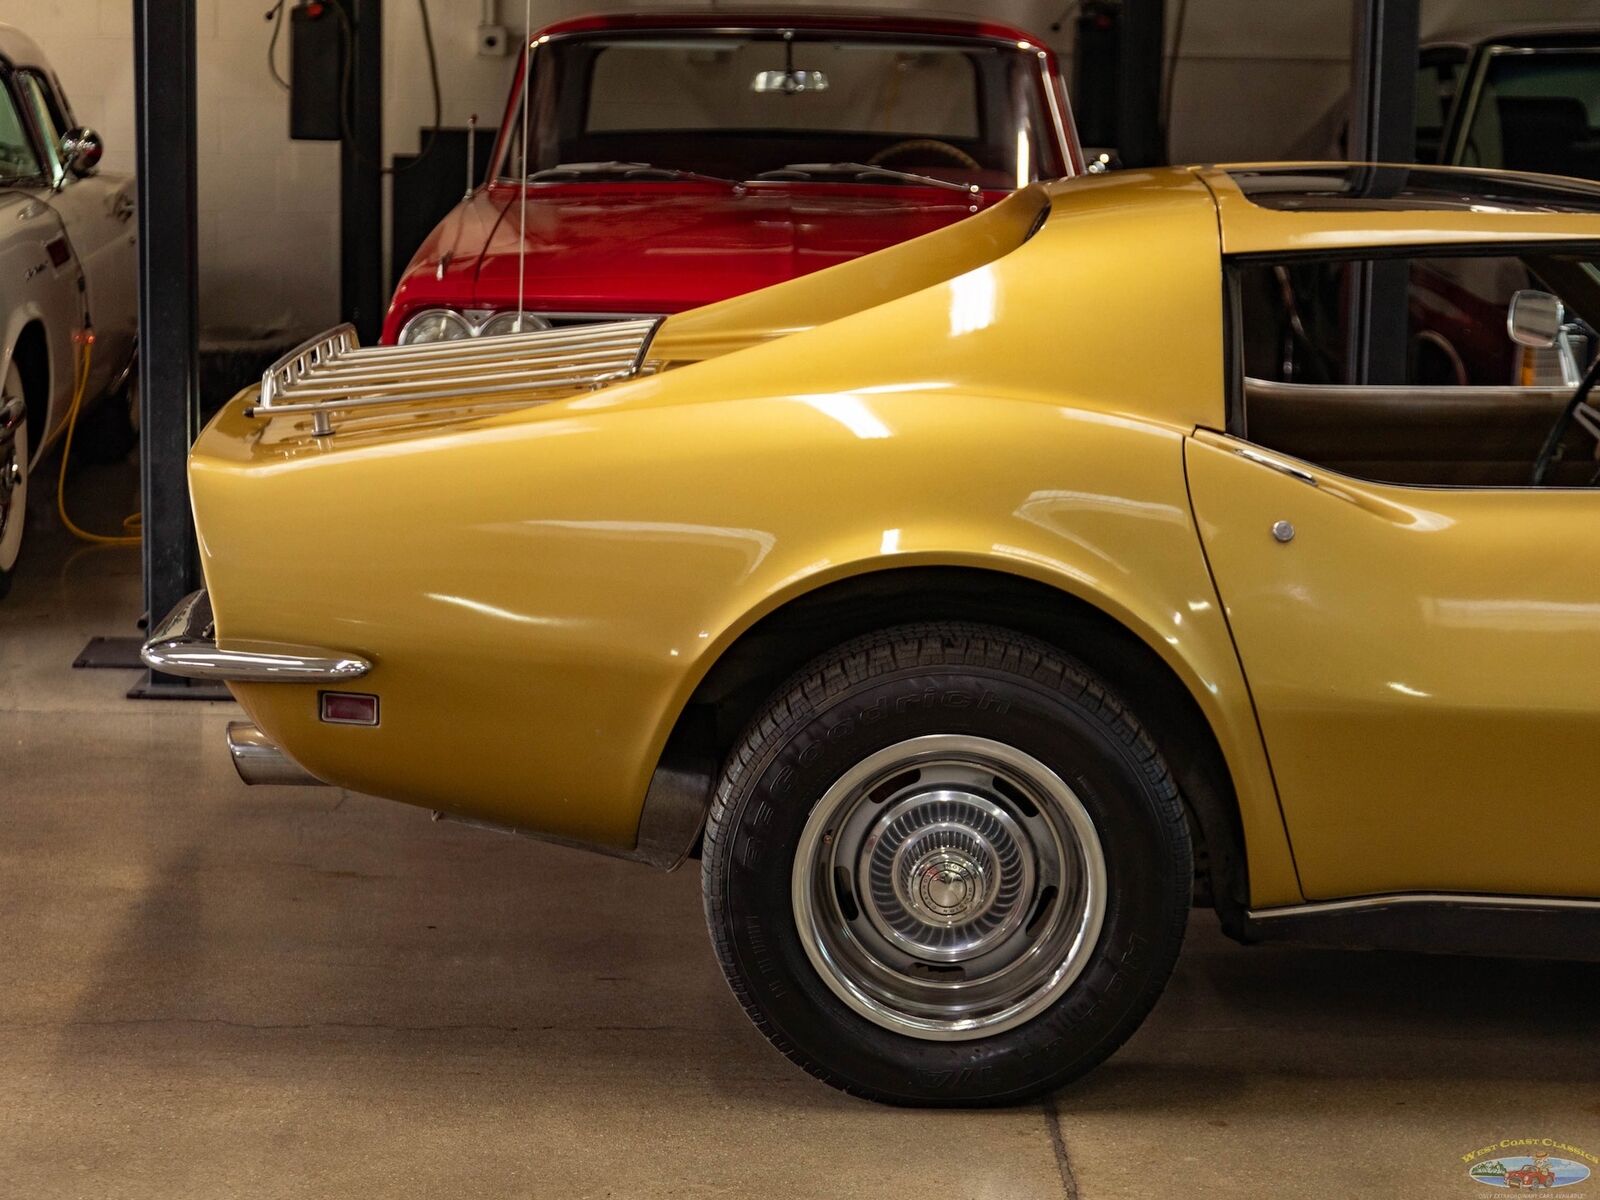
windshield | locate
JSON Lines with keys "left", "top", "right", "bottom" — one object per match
{"left": 1457, "top": 48, "right": 1600, "bottom": 179}
{"left": 496, "top": 31, "right": 1062, "bottom": 190}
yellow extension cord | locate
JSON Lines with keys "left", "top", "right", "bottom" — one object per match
{"left": 56, "top": 331, "right": 141, "bottom": 546}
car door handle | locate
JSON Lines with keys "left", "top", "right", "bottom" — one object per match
{"left": 1234, "top": 446, "right": 1319, "bottom": 488}
{"left": 111, "top": 193, "right": 134, "bottom": 222}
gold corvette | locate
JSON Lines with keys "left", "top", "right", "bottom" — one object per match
{"left": 145, "top": 163, "right": 1600, "bottom": 1105}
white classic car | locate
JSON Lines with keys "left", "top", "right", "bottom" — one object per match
{"left": 0, "top": 23, "right": 138, "bottom": 592}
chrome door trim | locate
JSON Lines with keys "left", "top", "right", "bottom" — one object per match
{"left": 1249, "top": 892, "right": 1600, "bottom": 920}
{"left": 1232, "top": 444, "right": 1320, "bottom": 487}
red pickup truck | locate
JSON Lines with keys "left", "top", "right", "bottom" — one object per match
{"left": 382, "top": 10, "right": 1079, "bottom": 345}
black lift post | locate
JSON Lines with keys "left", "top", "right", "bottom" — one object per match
{"left": 124, "top": 0, "right": 213, "bottom": 699}
{"left": 1345, "top": 0, "right": 1421, "bottom": 385}
{"left": 1116, "top": 0, "right": 1166, "bottom": 168}
{"left": 340, "top": 0, "right": 385, "bottom": 345}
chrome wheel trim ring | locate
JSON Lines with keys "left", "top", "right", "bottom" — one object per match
{"left": 791, "top": 734, "right": 1107, "bottom": 1041}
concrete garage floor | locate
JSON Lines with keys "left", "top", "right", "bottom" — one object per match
{"left": 4, "top": 459, "right": 1599, "bottom": 1199}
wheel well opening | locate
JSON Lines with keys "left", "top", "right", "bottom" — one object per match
{"left": 670, "top": 567, "right": 1249, "bottom": 919}
{"left": 12, "top": 322, "right": 49, "bottom": 454}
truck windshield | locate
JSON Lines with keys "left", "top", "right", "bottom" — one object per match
{"left": 497, "top": 32, "right": 1062, "bottom": 190}
{"left": 1457, "top": 48, "right": 1600, "bottom": 180}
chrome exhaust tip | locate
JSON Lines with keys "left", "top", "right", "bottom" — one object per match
{"left": 226, "top": 721, "right": 325, "bottom": 786}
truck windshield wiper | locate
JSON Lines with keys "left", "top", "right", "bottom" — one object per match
{"left": 523, "top": 161, "right": 739, "bottom": 187}
{"left": 752, "top": 162, "right": 979, "bottom": 195}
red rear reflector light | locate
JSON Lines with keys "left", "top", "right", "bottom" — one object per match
{"left": 320, "top": 691, "right": 379, "bottom": 726}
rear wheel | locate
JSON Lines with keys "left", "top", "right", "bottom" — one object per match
{"left": 0, "top": 359, "right": 30, "bottom": 597}
{"left": 701, "top": 623, "right": 1192, "bottom": 1105}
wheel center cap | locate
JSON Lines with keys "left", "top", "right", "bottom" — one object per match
{"left": 913, "top": 852, "right": 982, "bottom": 920}
{"left": 862, "top": 788, "right": 1034, "bottom": 960}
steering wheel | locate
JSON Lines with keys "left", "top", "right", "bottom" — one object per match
{"left": 868, "top": 139, "right": 982, "bottom": 171}
{"left": 1531, "top": 348, "right": 1600, "bottom": 485}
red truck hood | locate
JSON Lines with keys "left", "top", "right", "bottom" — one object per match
{"left": 408, "top": 181, "right": 1005, "bottom": 323}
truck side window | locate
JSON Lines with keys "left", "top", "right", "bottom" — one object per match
{"left": 1458, "top": 51, "right": 1600, "bottom": 181}
{"left": 15, "top": 72, "right": 65, "bottom": 182}
{"left": 0, "top": 81, "right": 42, "bottom": 182}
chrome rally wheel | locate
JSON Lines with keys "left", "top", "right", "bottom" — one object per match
{"left": 792, "top": 735, "right": 1106, "bottom": 1039}
{"left": 702, "top": 623, "right": 1192, "bottom": 1106}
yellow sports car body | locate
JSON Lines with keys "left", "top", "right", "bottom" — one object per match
{"left": 146, "top": 163, "right": 1600, "bottom": 1105}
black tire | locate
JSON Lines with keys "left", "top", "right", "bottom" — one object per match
{"left": 701, "top": 622, "right": 1191, "bottom": 1105}
{"left": 71, "top": 386, "right": 139, "bottom": 466}
{"left": 0, "top": 355, "right": 28, "bottom": 596}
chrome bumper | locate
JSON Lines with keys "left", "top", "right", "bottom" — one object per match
{"left": 141, "top": 589, "right": 371, "bottom": 682}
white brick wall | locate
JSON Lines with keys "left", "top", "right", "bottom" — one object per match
{"left": 7, "top": 0, "right": 1600, "bottom": 339}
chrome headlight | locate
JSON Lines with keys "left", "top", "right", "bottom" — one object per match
{"left": 398, "top": 308, "right": 474, "bottom": 345}
{"left": 478, "top": 311, "right": 553, "bottom": 339}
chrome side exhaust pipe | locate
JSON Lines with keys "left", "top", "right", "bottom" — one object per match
{"left": 226, "top": 721, "right": 325, "bottom": 786}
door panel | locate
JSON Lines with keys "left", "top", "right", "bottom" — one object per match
{"left": 43, "top": 171, "right": 138, "bottom": 388}
{"left": 1186, "top": 431, "right": 1600, "bottom": 900}
{"left": 14, "top": 70, "right": 136, "bottom": 389}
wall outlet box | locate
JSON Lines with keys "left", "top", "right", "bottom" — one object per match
{"left": 477, "top": 24, "right": 509, "bottom": 57}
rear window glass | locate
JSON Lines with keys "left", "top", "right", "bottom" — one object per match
{"left": 1228, "top": 165, "right": 1600, "bottom": 214}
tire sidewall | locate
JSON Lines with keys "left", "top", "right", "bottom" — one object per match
{"left": 715, "top": 659, "right": 1187, "bottom": 1104}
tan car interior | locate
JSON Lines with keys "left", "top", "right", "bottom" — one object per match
{"left": 1236, "top": 253, "right": 1600, "bottom": 488}
{"left": 1243, "top": 379, "right": 1600, "bottom": 488}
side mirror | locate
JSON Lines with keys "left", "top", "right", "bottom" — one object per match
{"left": 1507, "top": 288, "right": 1586, "bottom": 387}
{"left": 1507, "top": 289, "right": 1564, "bottom": 349}
{"left": 60, "top": 127, "right": 103, "bottom": 179}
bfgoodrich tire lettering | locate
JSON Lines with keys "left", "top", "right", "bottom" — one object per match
{"left": 701, "top": 622, "right": 1192, "bottom": 1105}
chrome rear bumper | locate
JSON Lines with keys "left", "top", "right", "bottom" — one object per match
{"left": 141, "top": 589, "right": 371, "bottom": 682}
{"left": 140, "top": 591, "right": 348, "bottom": 787}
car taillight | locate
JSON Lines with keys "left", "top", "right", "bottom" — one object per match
{"left": 320, "top": 691, "right": 379, "bottom": 726}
